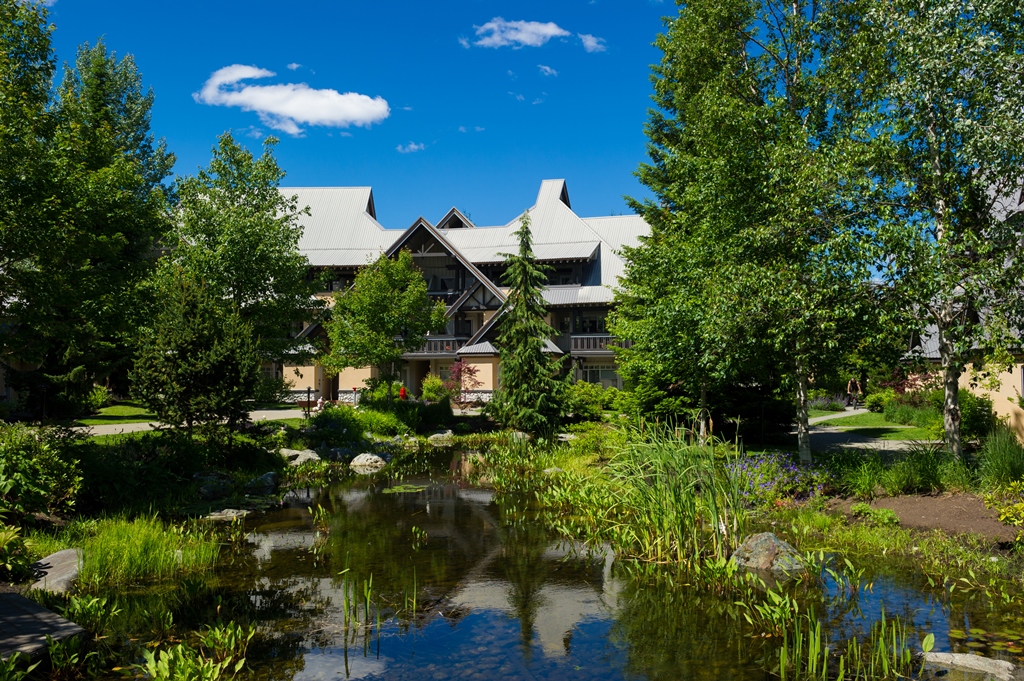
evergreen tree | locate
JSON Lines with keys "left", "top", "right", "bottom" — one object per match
{"left": 325, "top": 250, "right": 446, "bottom": 395}
{"left": 488, "top": 215, "right": 567, "bottom": 435}
{"left": 131, "top": 267, "right": 260, "bottom": 438}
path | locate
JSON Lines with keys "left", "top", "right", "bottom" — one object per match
{"left": 808, "top": 408, "right": 869, "bottom": 425}
{"left": 78, "top": 408, "right": 306, "bottom": 437}
{"left": 798, "top": 408, "right": 940, "bottom": 452}
{"left": 0, "top": 593, "right": 83, "bottom": 661}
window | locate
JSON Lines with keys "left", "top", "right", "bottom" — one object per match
{"left": 438, "top": 361, "right": 453, "bottom": 381}
{"left": 574, "top": 311, "right": 607, "bottom": 334}
{"left": 580, "top": 363, "right": 620, "bottom": 389}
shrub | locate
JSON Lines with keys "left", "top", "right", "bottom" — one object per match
{"left": 84, "top": 385, "right": 112, "bottom": 414}
{"left": 979, "top": 426, "right": 1024, "bottom": 489}
{"left": 0, "top": 423, "right": 81, "bottom": 519}
{"left": 808, "top": 393, "right": 850, "bottom": 412}
{"left": 420, "top": 375, "right": 450, "bottom": 404}
{"left": 355, "top": 409, "right": 410, "bottom": 436}
{"left": 565, "top": 381, "right": 607, "bottom": 420}
{"left": 884, "top": 399, "right": 941, "bottom": 429}
{"left": 864, "top": 389, "right": 895, "bottom": 413}
{"left": 308, "top": 404, "right": 365, "bottom": 447}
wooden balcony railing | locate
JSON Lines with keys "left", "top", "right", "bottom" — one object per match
{"left": 405, "top": 337, "right": 465, "bottom": 356}
{"left": 570, "top": 334, "right": 631, "bottom": 353}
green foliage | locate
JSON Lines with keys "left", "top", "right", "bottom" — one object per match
{"left": 307, "top": 404, "right": 365, "bottom": 447}
{"left": 252, "top": 374, "right": 293, "bottom": 405}
{"left": 136, "top": 644, "right": 242, "bottom": 681}
{"left": 3, "top": 33, "right": 173, "bottom": 417}
{"left": 979, "top": 427, "right": 1024, "bottom": 490}
{"left": 420, "top": 375, "right": 450, "bottom": 404}
{"left": 131, "top": 268, "right": 261, "bottom": 437}
{"left": 488, "top": 215, "right": 568, "bottom": 435}
{"left": 355, "top": 409, "right": 409, "bottom": 437}
{"left": 0, "top": 653, "right": 39, "bottom": 681}
{"left": 79, "top": 516, "right": 220, "bottom": 588}
{"left": 564, "top": 381, "right": 608, "bottom": 420}
{"left": 727, "top": 452, "right": 833, "bottom": 509}
{"left": 169, "top": 132, "right": 320, "bottom": 363}
{"left": 0, "top": 522, "right": 31, "bottom": 580}
{"left": 195, "top": 621, "right": 255, "bottom": 666}
{"left": 84, "top": 385, "right": 112, "bottom": 413}
{"left": 0, "top": 423, "right": 81, "bottom": 518}
{"left": 864, "top": 389, "right": 895, "bottom": 413}
{"left": 851, "top": 503, "right": 901, "bottom": 528}
{"left": 326, "top": 250, "right": 446, "bottom": 385}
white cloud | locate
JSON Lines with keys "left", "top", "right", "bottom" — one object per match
{"left": 40, "top": 0, "right": 57, "bottom": 5}
{"left": 532, "top": 98, "right": 544, "bottom": 105}
{"left": 396, "top": 141, "right": 425, "bottom": 153}
{"left": 508, "top": 92, "right": 525, "bottom": 101}
{"left": 401, "top": 106, "right": 413, "bottom": 111}
{"left": 508, "top": 70, "right": 517, "bottom": 79}
{"left": 538, "top": 64, "right": 557, "bottom": 76}
{"left": 579, "top": 33, "right": 607, "bottom": 52}
{"left": 241, "top": 126, "right": 264, "bottom": 139}
{"left": 458, "top": 126, "right": 467, "bottom": 133}
{"left": 194, "top": 64, "right": 389, "bottom": 136}
{"left": 474, "top": 126, "right": 485, "bottom": 132}
{"left": 458, "top": 36, "right": 471, "bottom": 49}
{"left": 286, "top": 63, "right": 301, "bottom": 70}
{"left": 473, "top": 17, "right": 570, "bottom": 48}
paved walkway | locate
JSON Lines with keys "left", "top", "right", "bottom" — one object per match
{"left": 0, "top": 593, "right": 83, "bottom": 660}
{"left": 808, "top": 408, "right": 869, "bottom": 425}
{"left": 802, "top": 408, "right": 939, "bottom": 451}
{"left": 77, "top": 409, "right": 307, "bottom": 437}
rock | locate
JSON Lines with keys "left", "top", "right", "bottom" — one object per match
{"left": 427, "top": 430, "right": 454, "bottom": 447}
{"left": 730, "top": 532, "right": 805, "bottom": 576}
{"left": 556, "top": 433, "right": 577, "bottom": 442}
{"left": 245, "top": 471, "right": 280, "bottom": 495}
{"left": 194, "top": 472, "right": 233, "bottom": 500}
{"left": 923, "top": 653, "right": 1016, "bottom": 681}
{"left": 325, "top": 446, "right": 357, "bottom": 462}
{"left": 542, "top": 467, "right": 563, "bottom": 476}
{"left": 205, "top": 508, "right": 249, "bottom": 522}
{"left": 350, "top": 453, "right": 386, "bottom": 474}
{"left": 280, "top": 448, "right": 316, "bottom": 462}
{"left": 30, "top": 548, "right": 82, "bottom": 593}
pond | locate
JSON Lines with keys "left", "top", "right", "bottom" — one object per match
{"left": 93, "top": 471, "right": 1024, "bottom": 681}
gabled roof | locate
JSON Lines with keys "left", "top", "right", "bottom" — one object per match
{"left": 385, "top": 218, "right": 507, "bottom": 304}
{"left": 436, "top": 207, "right": 475, "bottom": 230}
{"left": 290, "top": 187, "right": 392, "bottom": 267}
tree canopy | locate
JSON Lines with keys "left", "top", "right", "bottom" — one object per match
{"left": 169, "top": 132, "right": 320, "bottom": 364}
{"left": 325, "top": 250, "right": 447, "bottom": 392}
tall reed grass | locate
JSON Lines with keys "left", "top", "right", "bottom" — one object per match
{"left": 80, "top": 516, "right": 220, "bottom": 588}
{"left": 605, "top": 431, "right": 746, "bottom": 564}
{"left": 979, "top": 426, "right": 1024, "bottom": 489}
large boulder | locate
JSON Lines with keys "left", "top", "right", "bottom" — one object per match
{"left": 922, "top": 653, "right": 1016, "bottom": 681}
{"left": 194, "top": 472, "right": 233, "bottom": 500}
{"left": 427, "top": 430, "right": 454, "bottom": 447}
{"left": 281, "top": 448, "right": 321, "bottom": 467}
{"left": 30, "top": 548, "right": 82, "bottom": 593}
{"left": 245, "top": 471, "right": 280, "bottom": 495}
{"left": 350, "top": 453, "right": 386, "bottom": 475}
{"left": 730, "top": 532, "right": 805, "bottom": 576}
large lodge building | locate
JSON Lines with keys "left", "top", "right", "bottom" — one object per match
{"left": 281, "top": 179, "right": 650, "bottom": 403}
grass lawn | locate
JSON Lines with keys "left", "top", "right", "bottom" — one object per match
{"left": 262, "top": 418, "right": 304, "bottom": 429}
{"left": 808, "top": 408, "right": 845, "bottom": 419}
{"left": 815, "top": 411, "right": 938, "bottom": 441}
{"left": 76, "top": 401, "right": 157, "bottom": 426}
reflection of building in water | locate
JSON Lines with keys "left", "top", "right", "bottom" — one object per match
{"left": 245, "top": 481, "right": 621, "bottom": 666}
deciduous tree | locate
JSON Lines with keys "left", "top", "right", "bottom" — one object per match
{"left": 325, "top": 250, "right": 446, "bottom": 396}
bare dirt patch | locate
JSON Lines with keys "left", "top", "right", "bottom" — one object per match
{"left": 829, "top": 493, "right": 1017, "bottom": 543}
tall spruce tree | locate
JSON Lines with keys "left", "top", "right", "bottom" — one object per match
{"left": 489, "top": 215, "right": 567, "bottom": 435}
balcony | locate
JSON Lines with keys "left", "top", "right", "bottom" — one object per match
{"left": 570, "top": 334, "right": 631, "bottom": 355}
{"left": 404, "top": 337, "right": 466, "bottom": 357}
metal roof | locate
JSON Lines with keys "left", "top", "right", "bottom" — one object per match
{"left": 452, "top": 241, "right": 600, "bottom": 265}
{"left": 542, "top": 286, "right": 615, "bottom": 306}
{"left": 457, "top": 341, "right": 498, "bottom": 355}
{"left": 288, "top": 187, "right": 394, "bottom": 268}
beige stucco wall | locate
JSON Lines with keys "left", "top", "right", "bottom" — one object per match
{"left": 961, "top": 365, "right": 1024, "bottom": 439}
{"left": 337, "top": 366, "right": 375, "bottom": 391}
{"left": 465, "top": 357, "right": 499, "bottom": 390}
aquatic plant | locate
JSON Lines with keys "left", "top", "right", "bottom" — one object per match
{"left": 195, "top": 621, "right": 255, "bottom": 666}
{"left": 0, "top": 653, "right": 38, "bottom": 681}
{"left": 80, "top": 516, "right": 220, "bottom": 587}
{"left": 136, "top": 644, "right": 243, "bottom": 681}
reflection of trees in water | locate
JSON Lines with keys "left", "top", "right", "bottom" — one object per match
{"left": 499, "top": 518, "right": 551, "bottom": 660}
{"left": 320, "top": 481, "right": 502, "bottom": 606}
{"left": 609, "top": 570, "right": 757, "bottom": 681}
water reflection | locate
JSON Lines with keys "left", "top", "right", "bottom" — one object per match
{"left": 93, "top": 476, "right": 1022, "bottom": 680}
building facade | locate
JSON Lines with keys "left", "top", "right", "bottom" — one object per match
{"left": 282, "top": 180, "right": 649, "bottom": 402}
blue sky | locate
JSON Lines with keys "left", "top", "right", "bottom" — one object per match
{"left": 47, "top": 1, "right": 671, "bottom": 228}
